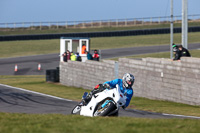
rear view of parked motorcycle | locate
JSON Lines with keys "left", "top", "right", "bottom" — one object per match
{"left": 71, "top": 84, "right": 126, "bottom": 117}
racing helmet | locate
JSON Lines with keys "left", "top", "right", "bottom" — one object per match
{"left": 172, "top": 44, "right": 178, "bottom": 52}
{"left": 122, "top": 73, "right": 135, "bottom": 88}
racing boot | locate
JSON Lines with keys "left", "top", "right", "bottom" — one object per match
{"left": 82, "top": 84, "right": 103, "bottom": 105}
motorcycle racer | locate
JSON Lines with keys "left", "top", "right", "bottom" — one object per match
{"left": 83, "top": 73, "right": 135, "bottom": 109}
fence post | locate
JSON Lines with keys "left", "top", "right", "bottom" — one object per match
{"left": 57, "top": 22, "right": 59, "bottom": 29}
{"left": 192, "top": 15, "right": 194, "bottom": 22}
{"left": 40, "top": 22, "right": 42, "bottom": 30}
{"left": 116, "top": 19, "right": 118, "bottom": 27}
{"left": 134, "top": 19, "right": 136, "bottom": 25}
{"left": 91, "top": 20, "right": 93, "bottom": 28}
{"left": 167, "top": 16, "right": 169, "bottom": 23}
{"left": 30, "top": 22, "right": 33, "bottom": 30}
{"left": 48, "top": 22, "right": 51, "bottom": 29}
{"left": 125, "top": 19, "right": 127, "bottom": 26}
{"left": 100, "top": 20, "right": 102, "bottom": 27}
{"left": 142, "top": 18, "right": 144, "bottom": 25}
{"left": 82, "top": 21, "right": 85, "bottom": 28}
{"left": 14, "top": 23, "right": 16, "bottom": 29}
{"left": 65, "top": 21, "right": 68, "bottom": 29}
{"left": 99, "top": 49, "right": 101, "bottom": 61}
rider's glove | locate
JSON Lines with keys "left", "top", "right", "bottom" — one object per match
{"left": 122, "top": 105, "right": 126, "bottom": 110}
{"left": 103, "top": 83, "right": 110, "bottom": 89}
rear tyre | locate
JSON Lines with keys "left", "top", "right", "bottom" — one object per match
{"left": 71, "top": 105, "right": 81, "bottom": 115}
{"left": 93, "top": 101, "right": 116, "bottom": 116}
{"left": 109, "top": 111, "right": 119, "bottom": 116}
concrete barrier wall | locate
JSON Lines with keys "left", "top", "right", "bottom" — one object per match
{"left": 60, "top": 57, "right": 200, "bottom": 106}
{"left": 60, "top": 60, "right": 116, "bottom": 90}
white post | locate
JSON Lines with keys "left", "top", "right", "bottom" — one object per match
{"left": 142, "top": 18, "right": 144, "bottom": 25}
{"left": 60, "top": 39, "right": 66, "bottom": 62}
{"left": 99, "top": 49, "right": 101, "bottom": 61}
{"left": 31, "top": 22, "right": 33, "bottom": 30}
{"left": 65, "top": 22, "right": 68, "bottom": 29}
{"left": 49, "top": 22, "right": 51, "bottom": 29}
{"left": 40, "top": 22, "right": 42, "bottom": 30}
{"left": 100, "top": 20, "right": 102, "bottom": 27}
{"left": 182, "top": 0, "right": 188, "bottom": 49}
{"left": 82, "top": 21, "right": 85, "bottom": 28}
{"left": 91, "top": 20, "right": 93, "bottom": 28}
{"left": 125, "top": 19, "right": 127, "bottom": 26}
{"left": 170, "top": 0, "right": 174, "bottom": 59}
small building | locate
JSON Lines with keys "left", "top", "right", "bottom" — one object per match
{"left": 60, "top": 37, "right": 90, "bottom": 62}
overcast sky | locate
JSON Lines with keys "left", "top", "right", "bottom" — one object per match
{"left": 0, "top": 0, "right": 200, "bottom": 23}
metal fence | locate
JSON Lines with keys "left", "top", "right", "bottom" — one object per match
{"left": 0, "top": 14, "right": 200, "bottom": 30}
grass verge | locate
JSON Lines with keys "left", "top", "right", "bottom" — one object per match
{"left": 0, "top": 75, "right": 200, "bottom": 117}
{"left": 1, "top": 113, "right": 200, "bottom": 133}
{"left": 0, "top": 32, "right": 200, "bottom": 58}
{"left": 0, "top": 39, "right": 60, "bottom": 58}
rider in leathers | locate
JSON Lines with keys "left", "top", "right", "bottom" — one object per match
{"left": 83, "top": 73, "right": 135, "bottom": 109}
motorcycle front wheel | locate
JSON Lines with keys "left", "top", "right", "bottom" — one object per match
{"left": 93, "top": 101, "right": 116, "bottom": 116}
{"left": 71, "top": 105, "right": 81, "bottom": 115}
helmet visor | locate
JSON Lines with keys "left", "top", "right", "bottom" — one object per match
{"left": 127, "top": 78, "right": 134, "bottom": 86}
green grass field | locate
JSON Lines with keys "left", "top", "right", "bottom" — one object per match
{"left": 1, "top": 32, "right": 200, "bottom": 58}
{"left": 0, "top": 75, "right": 200, "bottom": 133}
{"left": 0, "top": 39, "right": 60, "bottom": 58}
{"left": 1, "top": 113, "right": 200, "bottom": 133}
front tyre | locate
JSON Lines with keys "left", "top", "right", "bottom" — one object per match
{"left": 71, "top": 105, "right": 81, "bottom": 115}
{"left": 93, "top": 101, "right": 116, "bottom": 116}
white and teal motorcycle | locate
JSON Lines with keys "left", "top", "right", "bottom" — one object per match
{"left": 71, "top": 85, "right": 126, "bottom": 117}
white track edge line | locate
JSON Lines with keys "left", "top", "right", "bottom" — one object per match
{"left": 162, "top": 113, "right": 200, "bottom": 119}
{"left": 0, "top": 83, "right": 72, "bottom": 101}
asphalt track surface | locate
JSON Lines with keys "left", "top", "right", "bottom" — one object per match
{"left": 0, "top": 43, "right": 200, "bottom": 75}
{"left": 1, "top": 84, "right": 200, "bottom": 119}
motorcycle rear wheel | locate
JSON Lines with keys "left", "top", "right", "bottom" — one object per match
{"left": 93, "top": 101, "right": 116, "bottom": 116}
